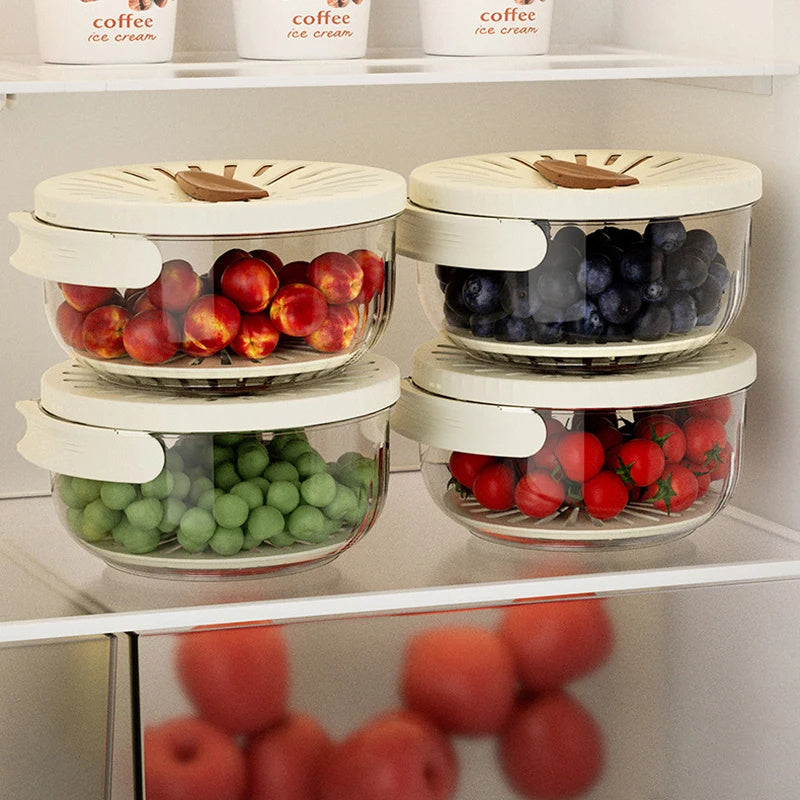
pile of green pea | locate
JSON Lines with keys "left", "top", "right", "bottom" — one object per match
{"left": 54, "top": 430, "right": 379, "bottom": 557}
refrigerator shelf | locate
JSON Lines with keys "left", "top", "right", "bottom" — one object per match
{"left": 0, "top": 45, "right": 796, "bottom": 100}
{"left": 0, "top": 470, "right": 798, "bottom": 644}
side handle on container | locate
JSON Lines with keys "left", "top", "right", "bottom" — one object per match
{"left": 390, "top": 379, "right": 547, "bottom": 458}
{"left": 8, "top": 211, "right": 164, "bottom": 288}
{"left": 16, "top": 400, "right": 166, "bottom": 484}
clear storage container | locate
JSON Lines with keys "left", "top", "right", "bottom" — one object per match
{"left": 16, "top": 356, "right": 400, "bottom": 578}
{"left": 10, "top": 159, "right": 406, "bottom": 392}
{"left": 391, "top": 337, "right": 756, "bottom": 548}
{"left": 398, "top": 149, "right": 761, "bottom": 372}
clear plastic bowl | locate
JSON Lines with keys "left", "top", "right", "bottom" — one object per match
{"left": 10, "top": 159, "right": 406, "bottom": 391}
{"left": 18, "top": 357, "right": 399, "bottom": 578}
{"left": 391, "top": 337, "right": 756, "bottom": 549}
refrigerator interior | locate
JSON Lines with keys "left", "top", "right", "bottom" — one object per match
{"left": 1, "top": 1, "right": 800, "bottom": 797}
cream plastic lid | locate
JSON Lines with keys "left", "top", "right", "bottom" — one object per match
{"left": 406, "top": 149, "right": 762, "bottom": 222}
{"left": 30, "top": 159, "right": 407, "bottom": 236}
{"left": 409, "top": 336, "right": 756, "bottom": 411}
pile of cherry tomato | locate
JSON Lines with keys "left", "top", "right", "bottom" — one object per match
{"left": 448, "top": 395, "right": 734, "bottom": 521}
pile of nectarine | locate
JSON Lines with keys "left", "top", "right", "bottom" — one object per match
{"left": 54, "top": 246, "right": 386, "bottom": 366}
{"left": 144, "top": 597, "right": 613, "bottom": 800}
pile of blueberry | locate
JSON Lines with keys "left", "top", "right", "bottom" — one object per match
{"left": 437, "top": 218, "right": 732, "bottom": 345}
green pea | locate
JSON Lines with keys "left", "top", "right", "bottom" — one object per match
{"left": 213, "top": 444, "right": 235, "bottom": 466}
{"left": 245, "top": 505, "right": 285, "bottom": 544}
{"left": 268, "top": 432, "right": 307, "bottom": 458}
{"left": 141, "top": 468, "right": 174, "bottom": 500}
{"left": 83, "top": 497, "right": 122, "bottom": 533}
{"left": 55, "top": 474, "right": 84, "bottom": 509}
{"left": 65, "top": 507, "right": 83, "bottom": 535}
{"left": 280, "top": 438, "right": 315, "bottom": 464}
{"left": 287, "top": 504, "right": 327, "bottom": 543}
{"left": 250, "top": 476, "right": 271, "bottom": 497}
{"left": 122, "top": 527, "right": 161, "bottom": 554}
{"left": 169, "top": 471, "right": 192, "bottom": 501}
{"left": 111, "top": 517, "right": 139, "bottom": 545}
{"left": 266, "top": 480, "right": 300, "bottom": 515}
{"left": 236, "top": 440, "right": 269, "bottom": 479}
{"left": 267, "top": 531, "right": 297, "bottom": 548}
{"left": 178, "top": 506, "right": 216, "bottom": 546}
{"left": 214, "top": 432, "right": 248, "bottom": 447}
{"left": 214, "top": 461, "right": 240, "bottom": 491}
{"left": 164, "top": 449, "right": 185, "bottom": 473}
{"left": 100, "top": 481, "right": 138, "bottom": 511}
{"left": 188, "top": 476, "right": 215, "bottom": 504}
{"left": 229, "top": 480, "right": 264, "bottom": 510}
{"left": 213, "top": 493, "right": 250, "bottom": 529}
{"left": 295, "top": 450, "right": 328, "bottom": 478}
{"left": 124, "top": 497, "right": 164, "bottom": 530}
{"left": 322, "top": 482, "right": 359, "bottom": 521}
{"left": 300, "top": 472, "right": 337, "bottom": 508}
{"left": 177, "top": 530, "right": 208, "bottom": 554}
{"left": 339, "top": 456, "right": 378, "bottom": 491}
{"left": 71, "top": 477, "right": 102, "bottom": 506}
{"left": 209, "top": 526, "right": 245, "bottom": 556}
{"left": 159, "top": 497, "right": 187, "bottom": 533}
{"left": 197, "top": 486, "right": 224, "bottom": 512}
{"left": 264, "top": 461, "right": 300, "bottom": 484}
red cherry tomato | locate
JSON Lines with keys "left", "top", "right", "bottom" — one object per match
{"left": 641, "top": 464, "right": 699, "bottom": 513}
{"left": 582, "top": 470, "right": 629, "bottom": 520}
{"left": 613, "top": 438, "right": 666, "bottom": 487}
{"left": 591, "top": 422, "right": 625, "bottom": 452}
{"left": 688, "top": 395, "right": 732, "bottom": 423}
{"left": 472, "top": 461, "right": 516, "bottom": 511}
{"left": 400, "top": 626, "right": 517, "bottom": 735}
{"left": 683, "top": 415, "right": 728, "bottom": 468}
{"left": 447, "top": 451, "right": 496, "bottom": 491}
{"left": 554, "top": 431, "right": 605, "bottom": 483}
{"left": 709, "top": 441, "right": 733, "bottom": 481}
{"left": 531, "top": 417, "right": 567, "bottom": 471}
{"left": 634, "top": 414, "right": 687, "bottom": 463}
{"left": 514, "top": 470, "right": 565, "bottom": 519}
{"left": 175, "top": 624, "right": 289, "bottom": 737}
{"left": 499, "top": 690, "right": 605, "bottom": 800}
{"left": 682, "top": 460, "right": 712, "bottom": 497}
{"left": 498, "top": 597, "right": 614, "bottom": 691}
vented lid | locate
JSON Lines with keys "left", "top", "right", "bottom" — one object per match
{"left": 37, "top": 355, "right": 400, "bottom": 433}
{"left": 407, "top": 149, "right": 762, "bottom": 221}
{"left": 32, "top": 159, "right": 407, "bottom": 236}
{"left": 408, "top": 337, "right": 756, "bottom": 410}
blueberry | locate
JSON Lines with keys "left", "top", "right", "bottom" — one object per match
{"left": 535, "top": 264, "right": 583, "bottom": 309}
{"left": 632, "top": 303, "right": 672, "bottom": 341}
{"left": 684, "top": 229, "right": 718, "bottom": 263}
{"left": 470, "top": 312, "right": 504, "bottom": 338}
{"left": 500, "top": 270, "right": 542, "bottom": 317}
{"left": 541, "top": 238, "right": 584, "bottom": 273}
{"left": 585, "top": 228, "right": 612, "bottom": 252}
{"left": 443, "top": 303, "right": 470, "bottom": 329}
{"left": 531, "top": 320, "right": 564, "bottom": 344}
{"left": 461, "top": 271, "right": 503, "bottom": 314}
{"left": 709, "top": 255, "right": 731, "bottom": 290}
{"left": 601, "top": 324, "right": 634, "bottom": 343}
{"left": 665, "top": 291, "right": 698, "bottom": 333}
{"left": 619, "top": 243, "right": 665, "bottom": 284}
{"left": 533, "top": 304, "right": 565, "bottom": 324}
{"left": 576, "top": 253, "right": 614, "bottom": 297}
{"left": 494, "top": 315, "right": 533, "bottom": 342}
{"left": 697, "top": 305, "right": 721, "bottom": 326}
{"left": 598, "top": 283, "right": 643, "bottom": 325}
{"left": 604, "top": 226, "right": 643, "bottom": 249}
{"left": 692, "top": 274, "right": 724, "bottom": 318}
{"left": 444, "top": 274, "right": 469, "bottom": 313}
{"left": 640, "top": 279, "right": 669, "bottom": 303}
{"left": 435, "top": 264, "right": 461, "bottom": 286}
{"left": 553, "top": 225, "right": 587, "bottom": 254}
{"left": 664, "top": 248, "right": 709, "bottom": 290}
{"left": 564, "top": 300, "right": 605, "bottom": 340}
{"left": 644, "top": 218, "right": 687, "bottom": 253}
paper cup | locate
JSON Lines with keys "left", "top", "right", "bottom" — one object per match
{"left": 34, "top": 0, "right": 178, "bottom": 65}
{"left": 419, "top": 0, "right": 554, "bottom": 57}
{"left": 233, "top": 0, "right": 372, "bottom": 61}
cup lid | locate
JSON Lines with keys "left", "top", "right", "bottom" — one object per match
{"left": 406, "top": 149, "right": 762, "bottom": 221}
{"left": 31, "top": 159, "right": 407, "bottom": 236}
{"left": 37, "top": 355, "right": 400, "bottom": 433}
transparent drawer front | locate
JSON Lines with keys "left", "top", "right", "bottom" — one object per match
{"left": 134, "top": 580, "right": 800, "bottom": 799}
{"left": 0, "top": 634, "right": 116, "bottom": 799}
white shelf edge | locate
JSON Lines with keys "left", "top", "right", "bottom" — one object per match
{"left": 0, "top": 45, "right": 797, "bottom": 97}
{"left": 2, "top": 557, "right": 799, "bottom": 645}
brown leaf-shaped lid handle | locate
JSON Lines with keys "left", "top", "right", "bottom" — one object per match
{"left": 533, "top": 159, "right": 640, "bottom": 190}
{"left": 174, "top": 170, "right": 269, "bottom": 202}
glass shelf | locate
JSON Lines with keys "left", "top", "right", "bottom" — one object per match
{"left": 1, "top": 470, "right": 799, "bottom": 644}
{"left": 0, "top": 45, "right": 796, "bottom": 99}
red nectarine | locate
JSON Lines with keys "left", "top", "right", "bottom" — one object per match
{"left": 182, "top": 294, "right": 241, "bottom": 358}
{"left": 229, "top": 312, "right": 281, "bottom": 360}
{"left": 147, "top": 259, "right": 203, "bottom": 313}
{"left": 220, "top": 256, "right": 280, "bottom": 314}
{"left": 269, "top": 283, "right": 327, "bottom": 338}
{"left": 81, "top": 304, "right": 131, "bottom": 359}
{"left": 307, "top": 252, "right": 363, "bottom": 305}
{"left": 122, "top": 309, "right": 181, "bottom": 364}
{"left": 61, "top": 282, "right": 116, "bottom": 313}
